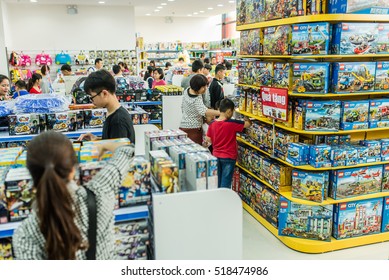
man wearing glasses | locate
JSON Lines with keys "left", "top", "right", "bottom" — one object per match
{"left": 78, "top": 69, "right": 135, "bottom": 143}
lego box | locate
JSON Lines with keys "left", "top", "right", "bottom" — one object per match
{"left": 377, "top": 24, "right": 389, "bottom": 54}
{"left": 375, "top": 61, "right": 389, "bottom": 91}
{"left": 328, "top": 0, "right": 389, "bottom": 14}
{"left": 272, "top": 63, "right": 291, "bottom": 89}
{"left": 292, "top": 63, "right": 330, "bottom": 94}
{"left": 360, "top": 140, "right": 381, "bottom": 163}
{"left": 265, "top": 0, "right": 283, "bottom": 20}
{"left": 308, "top": 144, "right": 332, "bottom": 168}
{"left": 238, "top": 59, "right": 258, "bottom": 85}
{"left": 331, "top": 22, "right": 378, "bottom": 55}
{"left": 304, "top": 100, "right": 341, "bottom": 131}
{"left": 340, "top": 100, "right": 370, "bottom": 130}
{"left": 236, "top": 0, "right": 265, "bottom": 25}
{"left": 382, "top": 164, "right": 389, "bottom": 191}
{"left": 333, "top": 198, "right": 383, "bottom": 239}
{"left": 306, "top": 0, "right": 326, "bottom": 15}
{"left": 292, "top": 170, "right": 328, "bottom": 203}
{"left": 278, "top": 196, "right": 333, "bottom": 241}
{"left": 369, "top": 99, "right": 389, "bottom": 128}
{"left": 263, "top": 25, "right": 292, "bottom": 55}
{"left": 382, "top": 197, "right": 389, "bottom": 232}
{"left": 284, "top": 0, "right": 304, "bottom": 18}
{"left": 286, "top": 142, "right": 309, "bottom": 166}
{"left": 240, "top": 29, "right": 261, "bottom": 56}
{"left": 332, "top": 62, "right": 376, "bottom": 93}
{"left": 291, "top": 22, "right": 331, "bottom": 55}
{"left": 255, "top": 61, "right": 273, "bottom": 87}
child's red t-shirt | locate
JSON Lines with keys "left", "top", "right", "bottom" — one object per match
{"left": 207, "top": 119, "right": 245, "bottom": 160}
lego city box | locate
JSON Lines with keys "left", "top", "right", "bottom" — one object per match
{"left": 377, "top": 24, "right": 389, "bottom": 54}
{"left": 291, "top": 170, "right": 328, "bottom": 203}
{"left": 304, "top": 100, "right": 341, "bottom": 131}
{"left": 291, "top": 22, "right": 331, "bottom": 55}
{"left": 236, "top": 0, "right": 265, "bottom": 25}
{"left": 360, "top": 140, "right": 381, "bottom": 163}
{"left": 286, "top": 142, "right": 310, "bottom": 166}
{"left": 263, "top": 25, "right": 292, "bottom": 55}
{"left": 330, "top": 165, "right": 383, "bottom": 200}
{"left": 369, "top": 99, "right": 389, "bottom": 128}
{"left": 375, "top": 61, "right": 389, "bottom": 91}
{"left": 340, "top": 100, "right": 370, "bottom": 130}
{"left": 272, "top": 63, "right": 291, "bottom": 89}
{"left": 308, "top": 144, "right": 332, "bottom": 168}
{"left": 292, "top": 63, "right": 330, "bottom": 94}
{"left": 274, "top": 129, "right": 299, "bottom": 160}
{"left": 261, "top": 157, "right": 292, "bottom": 191}
{"left": 278, "top": 196, "right": 333, "bottom": 241}
{"left": 7, "top": 114, "right": 41, "bottom": 136}
{"left": 332, "top": 62, "right": 376, "bottom": 93}
{"left": 382, "top": 197, "right": 389, "bottom": 232}
{"left": 331, "top": 22, "right": 379, "bottom": 55}
{"left": 382, "top": 164, "right": 389, "bottom": 191}
{"left": 333, "top": 198, "right": 383, "bottom": 239}
{"left": 240, "top": 29, "right": 261, "bottom": 56}
{"left": 380, "top": 139, "right": 389, "bottom": 161}
{"left": 328, "top": 0, "right": 389, "bottom": 14}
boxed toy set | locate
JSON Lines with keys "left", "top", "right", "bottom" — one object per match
{"left": 286, "top": 142, "right": 310, "bottom": 166}
{"left": 369, "top": 99, "right": 389, "bottom": 128}
{"left": 383, "top": 164, "right": 389, "bottom": 191}
{"left": 360, "top": 140, "right": 382, "bottom": 163}
{"left": 340, "top": 100, "right": 370, "bottom": 130}
{"left": 278, "top": 196, "right": 333, "bottom": 241}
{"left": 284, "top": 0, "right": 304, "bottom": 18}
{"left": 382, "top": 196, "right": 389, "bottom": 232}
{"left": 291, "top": 22, "right": 331, "bottom": 55}
{"left": 328, "top": 0, "right": 389, "bottom": 14}
{"left": 265, "top": 0, "right": 283, "bottom": 20}
{"left": 7, "top": 114, "right": 41, "bottom": 136}
{"left": 236, "top": 0, "right": 265, "bottom": 25}
{"left": 238, "top": 59, "right": 258, "bottom": 85}
{"left": 377, "top": 24, "right": 389, "bottom": 54}
{"left": 260, "top": 157, "right": 292, "bottom": 191}
{"left": 309, "top": 144, "right": 332, "bottom": 168}
{"left": 83, "top": 109, "right": 107, "bottom": 129}
{"left": 149, "top": 150, "right": 179, "bottom": 193}
{"left": 330, "top": 165, "right": 383, "bottom": 200}
{"left": 292, "top": 63, "right": 330, "bottom": 94}
{"left": 332, "top": 62, "right": 376, "bottom": 93}
{"left": 46, "top": 111, "right": 78, "bottom": 132}
{"left": 263, "top": 25, "right": 292, "bottom": 55}
{"left": 292, "top": 170, "right": 329, "bottom": 203}
{"left": 333, "top": 198, "right": 383, "bottom": 239}
{"left": 240, "top": 29, "right": 261, "bottom": 56}
{"left": 272, "top": 63, "right": 291, "bottom": 89}
{"left": 0, "top": 240, "right": 12, "bottom": 260}
{"left": 255, "top": 61, "right": 273, "bottom": 87}
{"left": 306, "top": 0, "right": 326, "bottom": 15}
{"left": 256, "top": 183, "right": 280, "bottom": 228}
{"left": 331, "top": 22, "right": 378, "bottom": 55}
{"left": 375, "top": 61, "right": 389, "bottom": 90}
{"left": 185, "top": 152, "right": 207, "bottom": 191}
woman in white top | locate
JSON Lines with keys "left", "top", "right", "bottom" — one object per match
{"left": 40, "top": 65, "right": 53, "bottom": 93}
{"left": 179, "top": 74, "right": 220, "bottom": 144}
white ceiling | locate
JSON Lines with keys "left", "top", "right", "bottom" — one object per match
{"left": 5, "top": 0, "right": 236, "bottom": 17}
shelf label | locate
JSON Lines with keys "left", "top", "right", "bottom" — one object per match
{"left": 260, "top": 87, "right": 289, "bottom": 121}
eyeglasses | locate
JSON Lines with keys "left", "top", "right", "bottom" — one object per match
{"left": 90, "top": 90, "right": 102, "bottom": 101}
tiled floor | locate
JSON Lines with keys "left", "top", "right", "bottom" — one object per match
{"left": 242, "top": 210, "right": 389, "bottom": 260}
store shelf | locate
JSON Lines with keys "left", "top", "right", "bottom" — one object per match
{"left": 237, "top": 54, "right": 389, "bottom": 59}
{"left": 236, "top": 109, "right": 389, "bottom": 135}
{"left": 236, "top": 14, "right": 389, "bottom": 31}
{"left": 149, "top": 119, "right": 162, "bottom": 124}
{"left": 147, "top": 57, "right": 175, "bottom": 60}
{"left": 243, "top": 201, "right": 389, "bottom": 253}
{"left": 0, "top": 222, "right": 21, "bottom": 239}
{"left": 146, "top": 50, "right": 179, "bottom": 53}
{"left": 133, "top": 101, "right": 162, "bottom": 106}
{"left": 187, "top": 49, "right": 208, "bottom": 52}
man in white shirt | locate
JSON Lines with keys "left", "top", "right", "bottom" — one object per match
{"left": 88, "top": 58, "right": 104, "bottom": 73}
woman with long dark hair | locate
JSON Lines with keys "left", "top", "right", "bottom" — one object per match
{"left": 28, "top": 73, "right": 42, "bottom": 94}
{"left": 0, "top": 75, "right": 11, "bottom": 100}
{"left": 13, "top": 131, "right": 134, "bottom": 259}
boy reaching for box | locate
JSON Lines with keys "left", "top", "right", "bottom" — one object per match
{"left": 206, "top": 98, "right": 251, "bottom": 188}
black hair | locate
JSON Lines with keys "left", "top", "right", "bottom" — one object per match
{"left": 154, "top": 68, "right": 164, "bottom": 80}
{"left": 112, "top": 65, "right": 121, "bottom": 75}
{"left": 41, "top": 65, "right": 50, "bottom": 76}
{"left": 15, "top": 79, "right": 27, "bottom": 89}
{"left": 219, "top": 98, "right": 235, "bottom": 113}
{"left": 0, "top": 74, "right": 9, "bottom": 84}
{"left": 84, "top": 69, "right": 116, "bottom": 94}
{"left": 150, "top": 60, "right": 156, "bottom": 66}
{"left": 28, "top": 73, "right": 42, "bottom": 91}
{"left": 178, "top": 57, "right": 185, "bottom": 62}
{"left": 147, "top": 66, "right": 154, "bottom": 74}
{"left": 204, "top": 64, "right": 212, "bottom": 71}
{"left": 192, "top": 60, "right": 204, "bottom": 73}
{"left": 118, "top": 62, "right": 125, "bottom": 67}
{"left": 165, "top": 62, "right": 172, "bottom": 68}
{"left": 215, "top": 64, "right": 226, "bottom": 74}
{"left": 95, "top": 58, "right": 103, "bottom": 65}
{"left": 225, "top": 61, "right": 232, "bottom": 70}
{"left": 61, "top": 64, "right": 72, "bottom": 72}
{"left": 189, "top": 74, "right": 208, "bottom": 92}
{"left": 204, "top": 58, "right": 210, "bottom": 64}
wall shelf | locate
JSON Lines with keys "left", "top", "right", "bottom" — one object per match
{"left": 237, "top": 54, "right": 389, "bottom": 60}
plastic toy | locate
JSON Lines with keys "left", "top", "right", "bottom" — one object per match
{"left": 278, "top": 197, "right": 332, "bottom": 241}
{"left": 381, "top": 197, "right": 389, "bottom": 232}
{"left": 265, "top": 0, "right": 284, "bottom": 20}
{"left": 237, "top": 0, "right": 265, "bottom": 25}
{"left": 333, "top": 198, "right": 383, "bottom": 239}
{"left": 377, "top": 24, "right": 389, "bottom": 54}
{"left": 330, "top": 165, "right": 383, "bottom": 199}
{"left": 341, "top": 100, "right": 369, "bottom": 130}
{"left": 75, "top": 50, "right": 89, "bottom": 65}
{"left": 306, "top": 0, "right": 326, "bottom": 15}
{"left": 35, "top": 52, "right": 52, "bottom": 66}
{"left": 303, "top": 100, "right": 341, "bottom": 131}
{"left": 240, "top": 29, "right": 261, "bottom": 56}
{"left": 332, "top": 62, "right": 376, "bottom": 93}
{"left": 369, "top": 99, "right": 389, "bottom": 128}
{"left": 375, "top": 62, "right": 389, "bottom": 90}
{"left": 55, "top": 51, "right": 72, "bottom": 65}
{"left": 292, "top": 23, "right": 330, "bottom": 55}
{"left": 263, "top": 25, "right": 292, "bottom": 55}
{"left": 328, "top": 0, "right": 389, "bottom": 14}
{"left": 331, "top": 23, "right": 378, "bottom": 55}
{"left": 292, "top": 170, "right": 329, "bottom": 202}
{"left": 255, "top": 61, "right": 273, "bottom": 86}
{"left": 292, "top": 63, "right": 330, "bottom": 94}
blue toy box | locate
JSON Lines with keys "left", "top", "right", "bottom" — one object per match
{"left": 286, "top": 143, "right": 310, "bottom": 166}
{"left": 360, "top": 140, "right": 382, "bottom": 162}
{"left": 331, "top": 22, "right": 378, "bottom": 55}
{"left": 382, "top": 197, "right": 389, "bottom": 232}
{"left": 355, "top": 145, "right": 368, "bottom": 164}
{"left": 309, "top": 145, "right": 331, "bottom": 168}
{"left": 278, "top": 196, "right": 332, "bottom": 241}
{"left": 383, "top": 164, "right": 389, "bottom": 192}
{"left": 375, "top": 61, "right": 389, "bottom": 91}
{"left": 340, "top": 100, "right": 370, "bottom": 130}
{"left": 332, "top": 62, "right": 376, "bottom": 93}
{"left": 272, "top": 63, "right": 291, "bottom": 89}
{"left": 377, "top": 24, "right": 389, "bottom": 54}
{"left": 292, "top": 170, "right": 329, "bottom": 203}
{"left": 255, "top": 61, "right": 273, "bottom": 87}
{"left": 333, "top": 198, "right": 383, "bottom": 239}
{"left": 381, "top": 139, "right": 389, "bottom": 161}
{"left": 292, "top": 63, "right": 330, "bottom": 94}
{"left": 304, "top": 100, "right": 341, "bottom": 131}
{"left": 330, "top": 165, "right": 383, "bottom": 200}
{"left": 369, "top": 99, "right": 389, "bottom": 128}
{"left": 325, "top": 135, "right": 339, "bottom": 146}
{"left": 339, "top": 135, "right": 351, "bottom": 145}
{"left": 291, "top": 22, "right": 331, "bottom": 55}
{"left": 328, "top": 0, "right": 389, "bottom": 14}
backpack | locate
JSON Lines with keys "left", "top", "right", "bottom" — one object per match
{"left": 71, "top": 77, "right": 91, "bottom": 104}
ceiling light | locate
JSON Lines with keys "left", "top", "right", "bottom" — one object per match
{"left": 157, "top": 6, "right": 162, "bottom": 8}
{"left": 168, "top": 0, "right": 174, "bottom": 1}
{"left": 187, "top": 14, "right": 192, "bottom": 16}
{"left": 217, "top": 4, "right": 223, "bottom": 7}
{"left": 146, "top": 13, "right": 151, "bottom": 16}
{"left": 200, "top": 11, "right": 205, "bottom": 13}
{"left": 193, "top": 12, "right": 198, "bottom": 15}
{"left": 98, "top": 1, "right": 105, "bottom": 4}
{"left": 30, "top": 0, "right": 38, "bottom": 2}
{"left": 208, "top": 7, "right": 213, "bottom": 10}
{"left": 155, "top": 9, "right": 160, "bottom": 12}
{"left": 161, "top": 3, "right": 167, "bottom": 5}
{"left": 229, "top": 0, "right": 235, "bottom": 3}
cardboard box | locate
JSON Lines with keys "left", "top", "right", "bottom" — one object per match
{"left": 292, "top": 63, "right": 330, "bottom": 94}
{"left": 341, "top": 100, "right": 370, "bottom": 130}
{"left": 291, "top": 22, "right": 331, "bottom": 55}
{"left": 263, "top": 25, "right": 292, "bottom": 55}
{"left": 332, "top": 62, "right": 376, "bottom": 93}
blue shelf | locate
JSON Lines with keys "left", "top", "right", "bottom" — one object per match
{"left": 149, "top": 120, "right": 162, "bottom": 124}
{"left": 134, "top": 101, "right": 162, "bottom": 106}
{"left": 0, "top": 206, "right": 149, "bottom": 238}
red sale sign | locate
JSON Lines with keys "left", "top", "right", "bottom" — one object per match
{"left": 260, "top": 87, "right": 289, "bottom": 121}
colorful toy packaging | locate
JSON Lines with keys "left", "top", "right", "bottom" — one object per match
{"left": 263, "top": 25, "right": 292, "bottom": 55}
{"left": 383, "top": 164, "right": 389, "bottom": 191}
{"left": 255, "top": 61, "right": 273, "bottom": 87}
{"left": 286, "top": 143, "right": 310, "bottom": 165}
{"left": 369, "top": 99, "right": 389, "bottom": 128}
{"left": 360, "top": 140, "right": 381, "bottom": 162}
{"left": 278, "top": 196, "right": 333, "bottom": 241}
{"left": 330, "top": 165, "right": 383, "bottom": 200}
{"left": 309, "top": 145, "right": 332, "bottom": 168}
{"left": 240, "top": 29, "right": 261, "bottom": 56}
{"left": 265, "top": 0, "right": 284, "bottom": 20}
{"left": 328, "top": 0, "right": 389, "bottom": 14}
{"left": 185, "top": 152, "right": 207, "bottom": 192}
{"left": 46, "top": 111, "right": 79, "bottom": 132}
{"left": 256, "top": 184, "right": 280, "bottom": 228}
{"left": 382, "top": 197, "right": 389, "bottom": 232}
{"left": 84, "top": 109, "right": 107, "bottom": 129}
{"left": 292, "top": 170, "right": 329, "bottom": 203}
{"left": 236, "top": 0, "right": 265, "bottom": 25}
{"left": 0, "top": 240, "right": 13, "bottom": 260}
{"left": 238, "top": 59, "right": 258, "bottom": 85}
{"left": 284, "top": 0, "right": 304, "bottom": 17}
{"left": 272, "top": 63, "right": 291, "bottom": 89}
{"left": 149, "top": 150, "right": 179, "bottom": 193}
{"left": 306, "top": 0, "right": 326, "bottom": 15}
{"left": 340, "top": 100, "right": 370, "bottom": 130}
{"left": 333, "top": 198, "right": 383, "bottom": 239}
{"left": 332, "top": 62, "right": 376, "bottom": 93}
{"left": 260, "top": 157, "right": 292, "bottom": 191}
{"left": 375, "top": 61, "right": 389, "bottom": 90}
{"left": 200, "top": 153, "right": 218, "bottom": 190}
{"left": 299, "top": 100, "right": 341, "bottom": 131}
{"left": 7, "top": 114, "right": 41, "bottom": 136}
{"left": 331, "top": 22, "right": 379, "bottom": 55}
{"left": 377, "top": 24, "right": 389, "bottom": 54}
{"left": 291, "top": 22, "right": 331, "bottom": 55}
{"left": 292, "top": 63, "right": 330, "bottom": 94}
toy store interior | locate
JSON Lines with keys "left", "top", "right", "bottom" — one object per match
{"left": 1, "top": 0, "right": 389, "bottom": 266}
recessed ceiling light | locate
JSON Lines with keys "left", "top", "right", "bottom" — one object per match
{"left": 208, "top": 7, "right": 213, "bottom": 10}
{"left": 146, "top": 13, "right": 151, "bottom": 16}
{"left": 30, "top": 0, "right": 38, "bottom": 2}
{"left": 229, "top": 0, "right": 235, "bottom": 3}
{"left": 98, "top": 1, "right": 105, "bottom": 4}
{"left": 161, "top": 3, "right": 167, "bottom": 5}
{"left": 217, "top": 4, "right": 223, "bottom": 7}
{"left": 187, "top": 14, "right": 192, "bottom": 16}
{"left": 193, "top": 12, "right": 198, "bottom": 15}
{"left": 199, "top": 11, "right": 205, "bottom": 13}
{"left": 157, "top": 6, "right": 162, "bottom": 8}
{"left": 155, "top": 9, "right": 160, "bottom": 12}
{"left": 168, "top": 0, "right": 174, "bottom": 2}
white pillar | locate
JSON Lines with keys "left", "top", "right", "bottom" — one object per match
{"left": 0, "top": 0, "right": 9, "bottom": 75}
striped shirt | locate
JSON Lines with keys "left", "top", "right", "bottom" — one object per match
{"left": 180, "top": 88, "right": 207, "bottom": 129}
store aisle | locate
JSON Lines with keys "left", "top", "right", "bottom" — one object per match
{"left": 242, "top": 210, "right": 389, "bottom": 260}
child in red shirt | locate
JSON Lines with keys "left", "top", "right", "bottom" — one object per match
{"left": 206, "top": 98, "right": 251, "bottom": 188}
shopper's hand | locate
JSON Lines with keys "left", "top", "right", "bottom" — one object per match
{"left": 78, "top": 133, "right": 97, "bottom": 141}
{"left": 97, "top": 142, "right": 128, "bottom": 160}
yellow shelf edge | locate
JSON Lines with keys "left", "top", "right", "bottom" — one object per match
{"left": 238, "top": 54, "right": 389, "bottom": 59}
{"left": 236, "top": 14, "right": 389, "bottom": 31}
{"left": 242, "top": 202, "right": 389, "bottom": 253}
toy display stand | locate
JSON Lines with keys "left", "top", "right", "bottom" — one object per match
{"left": 236, "top": 14, "right": 389, "bottom": 253}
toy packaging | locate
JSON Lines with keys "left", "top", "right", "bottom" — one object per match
{"left": 328, "top": 0, "right": 389, "bottom": 14}
{"left": 377, "top": 24, "right": 389, "bottom": 54}
{"left": 375, "top": 61, "right": 389, "bottom": 91}
{"left": 272, "top": 63, "right": 291, "bottom": 89}
{"left": 382, "top": 197, "right": 389, "bottom": 232}
{"left": 256, "top": 184, "right": 280, "bottom": 228}
{"left": 200, "top": 153, "right": 218, "bottom": 190}
{"left": 330, "top": 165, "right": 383, "bottom": 200}
{"left": 47, "top": 111, "right": 79, "bottom": 132}
{"left": 309, "top": 145, "right": 332, "bottom": 168}
{"left": 185, "top": 153, "right": 207, "bottom": 192}
{"left": 331, "top": 22, "right": 379, "bottom": 55}
{"left": 340, "top": 100, "right": 369, "bottom": 130}
{"left": 238, "top": 59, "right": 259, "bottom": 85}
{"left": 360, "top": 140, "right": 381, "bottom": 162}
{"left": 304, "top": 100, "right": 341, "bottom": 131}
{"left": 149, "top": 150, "right": 179, "bottom": 193}
{"left": 369, "top": 99, "right": 389, "bottom": 128}
{"left": 286, "top": 142, "right": 310, "bottom": 166}
{"left": 306, "top": 0, "right": 326, "bottom": 15}
{"left": 292, "top": 63, "right": 330, "bottom": 94}
{"left": 263, "top": 25, "right": 292, "bottom": 55}
{"left": 332, "top": 62, "right": 376, "bottom": 93}
{"left": 238, "top": 171, "right": 252, "bottom": 204}
{"left": 383, "top": 164, "right": 389, "bottom": 191}
{"left": 84, "top": 109, "right": 107, "bottom": 129}
{"left": 278, "top": 196, "right": 333, "bottom": 241}
{"left": 255, "top": 61, "right": 273, "bottom": 87}
{"left": 246, "top": 90, "right": 253, "bottom": 114}
{"left": 380, "top": 139, "right": 389, "bottom": 161}
{"left": 292, "top": 170, "right": 329, "bottom": 203}
{"left": 236, "top": 0, "right": 265, "bottom": 25}
{"left": 292, "top": 23, "right": 331, "bottom": 55}
{"left": 79, "top": 161, "right": 107, "bottom": 185}
{"left": 339, "top": 135, "right": 351, "bottom": 145}
{"left": 240, "top": 29, "right": 261, "bottom": 56}
{"left": 333, "top": 198, "right": 383, "bottom": 239}
{"left": 325, "top": 135, "right": 339, "bottom": 146}
{"left": 7, "top": 114, "right": 41, "bottom": 136}
{"left": 284, "top": 0, "right": 304, "bottom": 17}
{"left": 260, "top": 157, "right": 292, "bottom": 191}
{"left": 274, "top": 129, "right": 299, "bottom": 160}
{"left": 0, "top": 240, "right": 13, "bottom": 260}
{"left": 265, "top": 0, "right": 284, "bottom": 20}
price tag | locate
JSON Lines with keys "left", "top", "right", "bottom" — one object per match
{"left": 260, "top": 87, "right": 289, "bottom": 122}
